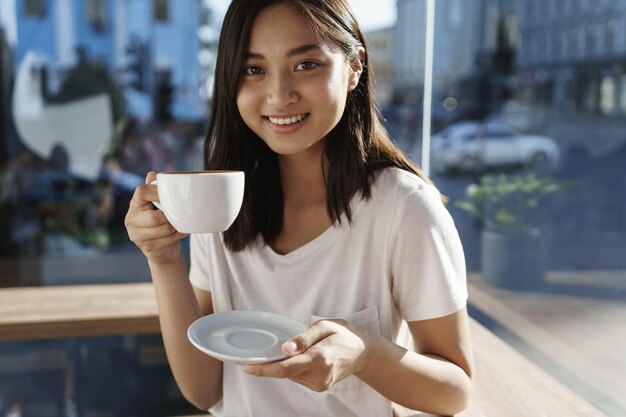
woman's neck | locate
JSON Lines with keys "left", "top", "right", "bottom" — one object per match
{"left": 278, "top": 141, "right": 327, "bottom": 208}
{"left": 273, "top": 140, "right": 331, "bottom": 255}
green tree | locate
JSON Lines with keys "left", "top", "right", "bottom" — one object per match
{"left": 49, "top": 47, "right": 126, "bottom": 124}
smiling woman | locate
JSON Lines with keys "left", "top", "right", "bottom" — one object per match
{"left": 123, "top": 1, "right": 472, "bottom": 416}
{"left": 236, "top": 6, "right": 361, "bottom": 157}
{"left": 2, "top": 0, "right": 625, "bottom": 416}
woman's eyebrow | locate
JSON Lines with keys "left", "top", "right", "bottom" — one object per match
{"left": 287, "top": 43, "right": 327, "bottom": 57}
{"left": 245, "top": 44, "right": 328, "bottom": 60}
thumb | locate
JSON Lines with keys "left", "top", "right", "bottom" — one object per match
{"left": 282, "top": 320, "right": 334, "bottom": 356}
{"left": 281, "top": 340, "right": 299, "bottom": 356}
{"left": 145, "top": 171, "right": 157, "bottom": 185}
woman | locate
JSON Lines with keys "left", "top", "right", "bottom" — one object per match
{"left": 125, "top": 0, "right": 473, "bottom": 415}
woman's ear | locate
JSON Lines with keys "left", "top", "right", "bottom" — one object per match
{"left": 348, "top": 47, "right": 366, "bottom": 91}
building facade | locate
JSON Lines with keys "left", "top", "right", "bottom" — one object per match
{"left": 11, "top": 0, "right": 206, "bottom": 121}
{"left": 517, "top": 0, "right": 626, "bottom": 115}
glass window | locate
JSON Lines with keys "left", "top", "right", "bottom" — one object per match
{"left": 85, "top": 0, "right": 107, "bottom": 31}
{"left": 1, "top": 0, "right": 216, "bottom": 412}
{"left": 606, "top": 19, "right": 617, "bottom": 52}
{"left": 619, "top": 74, "right": 626, "bottom": 113}
{"left": 2, "top": 1, "right": 626, "bottom": 416}
{"left": 569, "top": 27, "right": 580, "bottom": 57}
{"left": 24, "top": 0, "right": 46, "bottom": 18}
{"left": 415, "top": 3, "right": 626, "bottom": 417}
{"left": 553, "top": 31, "right": 562, "bottom": 60}
{"left": 153, "top": 0, "right": 170, "bottom": 22}
{"left": 600, "top": 74, "right": 616, "bottom": 114}
{"left": 587, "top": 24, "right": 598, "bottom": 55}
{"left": 543, "top": 32, "right": 551, "bottom": 62}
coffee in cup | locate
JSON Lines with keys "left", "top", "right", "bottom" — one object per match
{"left": 152, "top": 170, "right": 244, "bottom": 233}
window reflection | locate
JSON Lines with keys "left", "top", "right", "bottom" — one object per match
{"left": 0, "top": 0, "right": 624, "bottom": 416}
{"left": 392, "top": 1, "right": 625, "bottom": 416}
{"left": 1, "top": 0, "right": 209, "bottom": 287}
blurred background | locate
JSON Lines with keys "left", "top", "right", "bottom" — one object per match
{"left": 0, "top": 0, "right": 624, "bottom": 416}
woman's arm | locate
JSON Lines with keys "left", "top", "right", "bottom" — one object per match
{"left": 243, "top": 308, "right": 473, "bottom": 416}
{"left": 150, "top": 262, "right": 223, "bottom": 410}
{"left": 357, "top": 308, "right": 473, "bottom": 415}
{"left": 125, "top": 172, "right": 223, "bottom": 410}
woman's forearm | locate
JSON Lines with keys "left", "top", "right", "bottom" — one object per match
{"left": 356, "top": 334, "right": 472, "bottom": 416}
{"left": 149, "top": 259, "right": 223, "bottom": 410}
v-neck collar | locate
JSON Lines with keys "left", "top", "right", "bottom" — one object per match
{"left": 259, "top": 190, "right": 365, "bottom": 264}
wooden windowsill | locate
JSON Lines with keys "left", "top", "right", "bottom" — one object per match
{"left": 0, "top": 283, "right": 160, "bottom": 341}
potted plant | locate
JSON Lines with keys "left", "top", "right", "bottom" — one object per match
{"left": 455, "top": 174, "right": 571, "bottom": 290}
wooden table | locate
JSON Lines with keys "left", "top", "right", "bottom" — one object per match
{"left": 0, "top": 283, "right": 608, "bottom": 417}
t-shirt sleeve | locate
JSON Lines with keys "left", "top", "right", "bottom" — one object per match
{"left": 390, "top": 183, "right": 468, "bottom": 322}
{"left": 189, "top": 233, "right": 213, "bottom": 292}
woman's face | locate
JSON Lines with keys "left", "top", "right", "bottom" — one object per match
{"left": 236, "top": 3, "right": 361, "bottom": 158}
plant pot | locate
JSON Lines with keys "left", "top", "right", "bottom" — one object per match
{"left": 480, "top": 228, "right": 546, "bottom": 290}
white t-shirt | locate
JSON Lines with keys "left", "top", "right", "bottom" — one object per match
{"left": 189, "top": 167, "right": 467, "bottom": 417}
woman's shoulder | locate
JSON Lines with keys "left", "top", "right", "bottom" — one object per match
{"left": 373, "top": 167, "right": 440, "bottom": 202}
{"left": 370, "top": 168, "right": 453, "bottom": 231}
{"left": 366, "top": 167, "right": 447, "bottom": 223}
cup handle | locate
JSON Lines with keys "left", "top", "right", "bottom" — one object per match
{"left": 150, "top": 180, "right": 163, "bottom": 211}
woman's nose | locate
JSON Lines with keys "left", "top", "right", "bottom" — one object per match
{"left": 267, "top": 72, "right": 298, "bottom": 107}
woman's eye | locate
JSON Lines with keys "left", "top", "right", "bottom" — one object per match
{"left": 295, "top": 61, "right": 319, "bottom": 71}
{"left": 244, "top": 66, "right": 264, "bottom": 75}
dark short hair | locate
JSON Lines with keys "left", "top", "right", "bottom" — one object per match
{"left": 205, "top": 0, "right": 430, "bottom": 251}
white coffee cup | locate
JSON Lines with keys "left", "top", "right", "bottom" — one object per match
{"left": 152, "top": 170, "right": 244, "bottom": 233}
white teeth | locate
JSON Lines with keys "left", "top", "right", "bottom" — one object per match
{"left": 268, "top": 114, "right": 306, "bottom": 125}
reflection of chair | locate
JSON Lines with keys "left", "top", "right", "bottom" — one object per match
{"left": 12, "top": 52, "right": 113, "bottom": 181}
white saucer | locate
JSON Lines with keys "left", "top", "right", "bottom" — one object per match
{"left": 187, "top": 311, "right": 308, "bottom": 365}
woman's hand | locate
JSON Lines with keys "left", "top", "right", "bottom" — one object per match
{"left": 242, "top": 319, "right": 372, "bottom": 392}
{"left": 124, "top": 171, "right": 188, "bottom": 267}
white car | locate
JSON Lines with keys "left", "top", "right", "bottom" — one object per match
{"left": 427, "top": 121, "right": 560, "bottom": 173}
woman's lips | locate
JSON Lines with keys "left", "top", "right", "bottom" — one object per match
{"left": 264, "top": 113, "right": 309, "bottom": 132}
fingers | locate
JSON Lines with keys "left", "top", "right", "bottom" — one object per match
{"left": 125, "top": 195, "right": 169, "bottom": 238}
{"left": 130, "top": 220, "right": 176, "bottom": 242}
{"left": 242, "top": 348, "right": 336, "bottom": 392}
{"left": 282, "top": 319, "right": 341, "bottom": 356}
{"left": 243, "top": 351, "right": 315, "bottom": 379}
{"left": 129, "top": 207, "right": 169, "bottom": 228}
{"left": 127, "top": 172, "right": 160, "bottom": 211}
{"left": 124, "top": 171, "right": 187, "bottom": 265}
{"left": 126, "top": 220, "right": 187, "bottom": 263}
{"left": 125, "top": 171, "right": 178, "bottom": 244}
{"left": 129, "top": 183, "right": 159, "bottom": 210}
{"left": 241, "top": 319, "right": 364, "bottom": 393}
{"left": 242, "top": 320, "right": 341, "bottom": 379}
{"left": 126, "top": 203, "right": 182, "bottom": 245}
{"left": 137, "top": 228, "right": 188, "bottom": 252}
{"left": 145, "top": 171, "right": 157, "bottom": 184}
